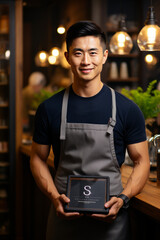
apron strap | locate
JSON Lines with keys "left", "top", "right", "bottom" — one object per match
{"left": 107, "top": 88, "right": 116, "bottom": 134}
{"left": 60, "top": 87, "right": 69, "bottom": 140}
{"left": 60, "top": 86, "right": 117, "bottom": 138}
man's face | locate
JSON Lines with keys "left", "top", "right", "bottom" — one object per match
{"left": 65, "top": 36, "right": 108, "bottom": 83}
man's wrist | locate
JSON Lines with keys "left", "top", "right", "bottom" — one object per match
{"left": 117, "top": 194, "right": 130, "bottom": 209}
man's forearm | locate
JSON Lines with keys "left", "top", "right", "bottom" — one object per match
{"left": 30, "top": 154, "right": 60, "bottom": 202}
{"left": 122, "top": 159, "right": 150, "bottom": 199}
{"left": 122, "top": 141, "right": 150, "bottom": 199}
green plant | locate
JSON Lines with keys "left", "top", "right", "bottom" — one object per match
{"left": 31, "top": 88, "right": 63, "bottom": 110}
{"left": 121, "top": 80, "right": 160, "bottom": 120}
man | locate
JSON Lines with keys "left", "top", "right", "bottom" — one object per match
{"left": 30, "top": 21, "right": 150, "bottom": 240}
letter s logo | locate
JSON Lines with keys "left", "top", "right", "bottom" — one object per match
{"left": 83, "top": 185, "right": 91, "bottom": 196}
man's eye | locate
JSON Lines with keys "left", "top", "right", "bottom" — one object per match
{"left": 90, "top": 52, "right": 97, "bottom": 55}
{"left": 74, "top": 52, "right": 82, "bottom": 56}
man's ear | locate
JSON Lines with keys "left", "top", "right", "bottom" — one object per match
{"left": 64, "top": 52, "right": 70, "bottom": 64}
{"left": 102, "top": 49, "right": 108, "bottom": 64}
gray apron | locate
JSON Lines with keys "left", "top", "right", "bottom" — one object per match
{"left": 46, "top": 87, "right": 130, "bottom": 240}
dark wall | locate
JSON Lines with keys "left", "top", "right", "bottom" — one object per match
{"left": 23, "top": 0, "right": 92, "bottom": 87}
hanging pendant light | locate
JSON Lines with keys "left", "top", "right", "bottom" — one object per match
{"left": 35, "top": 50, "right": 49, "bottom": 67}
{"left": 109, "top": 16, "right": 133, "bottom": 55}
{"left": 137, "top": 4, "right": 160, "bottom": 51}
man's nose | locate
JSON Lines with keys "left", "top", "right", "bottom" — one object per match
{"left": 81, "top": 53, "right": 91, "bottom": 64}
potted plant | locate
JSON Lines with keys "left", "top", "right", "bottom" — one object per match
{"left": 121, "top": 80, "right": 160, "bottom": 137}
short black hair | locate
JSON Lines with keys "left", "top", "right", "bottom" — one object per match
{"left": 66, "top": 21, "right": 106, "bottom": 51}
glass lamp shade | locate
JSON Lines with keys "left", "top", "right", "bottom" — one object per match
{"left": 137, "top": 24, "right": 160, "bottom": 51}
{"left": 109, "top": 31, "right": 133, "bottom": 54}
{"left": 35, "top": 51, "right": 49, "bottom": 67}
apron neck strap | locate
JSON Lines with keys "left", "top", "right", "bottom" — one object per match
{"left": 107, "top": 88, "right": 116, "bottom": 134}
{"left": 60, "top": 87, "right": 69, "bottom": 140}
{"left": 60, "top": 86, "right": 117, "bottom": 139}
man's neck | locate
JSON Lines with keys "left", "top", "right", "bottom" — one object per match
{"left": 72, "top": 80, "right": 103, "bottom": 98}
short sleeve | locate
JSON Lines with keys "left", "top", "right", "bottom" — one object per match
{"left": 33, "top": 103, "right": 51, "bottom": 145}
{"left": 125, "top": 103, "right": 147, "bottom": 145}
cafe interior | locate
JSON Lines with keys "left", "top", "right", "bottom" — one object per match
{"left": 0, "top": 0, "right": 160, "bottom": 239}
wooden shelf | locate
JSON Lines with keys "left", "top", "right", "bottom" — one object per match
{"left": 0, "top": 32, "right": 9, "bottom": 36}
{"left": 0, "top": 150, "right": 8, "bottom": 154}
{"left": 0, "top": 161, "right": 9, "bottom": 166}
{"left": 0, "top": 181, "right": 9, "bottom": 185}
{"left": 0, "top": 82, "right": 8, "bottom": 86}
{"left": 0, "top": 103, "right": 9, "bottom": 107}
{"left": 0, "top": 57, "right": 9, "bottom": 61}
{"left": 0, "top": 126, "right": 8, "bottom": 129}
{"left": 0, "top": 208, "right": 9, "bottom": 213}
{"left": 0, "top": 232, "right": 9, "bottom": 236}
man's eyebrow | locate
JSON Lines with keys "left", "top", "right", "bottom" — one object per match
{"left": 89, "top": 48, "right": 99, "bottom": 51}
{"left": 73, "top": 48, "right": 83, "bottom": 52}
{"left": 72, "top": 48, "right": 99, "bottom": 52}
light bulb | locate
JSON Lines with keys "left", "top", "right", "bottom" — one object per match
{"left": 48, "top": 47, "right": 61, "bottom": 65}
{"left": 145, "top": 54, "right": 153, "bottom": 63}
{"left": 39, "top": 52, "right": 47, "bottom": 62}
{"left": 145, "top": 54, "right": 157, "bottom": 66}
{"left": 35, "top": 51, "right": 49, "bottom": 67}
{"left": 50, "top": 47, "right": 60, "bottom": 57}
{"left": 5, "top": 50, "right": 10, "bottom": 59}
{"left": 109, "top": 31, "right": 133, "bottom": 54}
{"left": 48, "top": 55, "right": 57, "bottom": 65}
{"left": 57, "top": 26, "right": 65, "bottom": 34}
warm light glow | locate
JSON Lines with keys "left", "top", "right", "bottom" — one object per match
{"left": 57, "top": 26, "right": 65, "bottom": 34}
{"left": 147, "top": 27, "right": 156, "bottom": 43}
{"left": 109, "top": 31, "right": 133, "bottom": 54}
{"left": 35, "top": 51, "right": 49, "bottom": 67}
{"left": 137, "top": 25, "right": 160, "bottom": 51}
{"left": 51, "top": 48, "right": 59, "bottom": 57}
{"left": 48, "top": 55, "right": 57, "bottom": 65}
{"left": 5, "top": 50, "right": 10, "bottom": 59}
{"left": 145, "top": 54, "right": 157, "bottom": 66}
{"left": 39, "top": 51, "right": 47, "bottom": 62}
{"left": 60, "top": 42, "right": 70, "bottom": 69}
{"left": 117, "top": 33, "right": 125, "bottom": 47}
{"left": 145, "top": 54, "right": 153, "bottom": 63}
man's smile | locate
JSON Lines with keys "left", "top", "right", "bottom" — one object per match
{"left": 79, "top": 68, "right": 94, "bottom": 74}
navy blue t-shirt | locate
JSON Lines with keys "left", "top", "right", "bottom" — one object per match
{"left": 33, "top": 84, "right": 146, "bottom": 168}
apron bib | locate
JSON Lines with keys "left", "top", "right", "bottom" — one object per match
{"left": 46, "top": 86, "right": 130, "bottom": 240}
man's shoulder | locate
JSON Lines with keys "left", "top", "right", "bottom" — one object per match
{"left": 114, "top": 89, "right": 145, "bottom": 124}
{"left": 115, "top": 90, "right": 138, "bottom": 110}
{"left": 41, "top": 88, "right": 65, "bottom": 110}
{"left": 35, "top": 88, "right": 65, "bottom": 121}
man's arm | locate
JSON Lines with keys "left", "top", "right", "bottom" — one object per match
{"left": 91, "top": 140, "right": 150, "bottom": 222}
{"left": 120, "top": 140, "right": 150, "bottom": 198}
{"left": 30, "top": 141, "right": 81, "bottom": 219}
{"left": 30, "top": 141, "right": 59, "bottom": 201}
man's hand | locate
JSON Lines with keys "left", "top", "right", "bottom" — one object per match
{"left": 53, "top": 194, "right": 83, "bottom": 220}
{"left": 89, "top": 196, "right": 123, "bottom": 223}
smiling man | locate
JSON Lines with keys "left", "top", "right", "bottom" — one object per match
{"left": 30, "top": 21, "right": 150, "bottom": 240}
